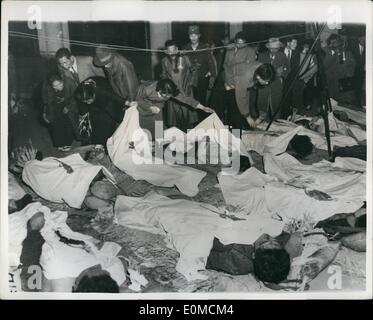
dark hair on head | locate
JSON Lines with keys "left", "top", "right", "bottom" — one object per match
{"left": 289, "top": 134, "right": 313, "bottom": 158}
{"left": 285, "top": 36, "right": 298, "bottom": 44}
{"left": 156, "top": 79, "right": 179, "bottom": 97}
{"left": 48, "top": 74, "right": 63, "bottom": 85}
{"left": 294, "top": 119, "right": 311, "bottom": 130}
{"left": 234, "top": 31, "right": 247, "bottom": 42}
{"left": 302, "top": 38, "right": 316, "bottom": 53}
{"left": 75, "top": 82, "right": 96, "bottom": 103}
{"left": 73, "top": 273, "right": 119, "bottom": 293}
{"left": 254, "top": 63, "right": 276, "bottom": 85}
{"left": 254, "top": 248, "right": 290, "bottom": 283}
{"left": 55, "top": 47, "right": 72, "bottom": 60}
{"left": 327, "top": 34, "right": 341, "bottom": 45}
{"left": 165, "top": 39, "right": 177, "bottom": 48}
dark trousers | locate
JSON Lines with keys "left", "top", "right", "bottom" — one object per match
{"left": 51, "top": 113, "right": 75, "bottom": 147}
{"left": 193, "top": 76, "right": 210, "bottom": 106}
{"left": 354, "top": 71, "right": 365, "bottom": 108}
{"left": 208, "top": 74, "right": 228, "bottom": 123}
{"left": 281, "top": 78, "right": 293, "bottom": 119}
{"left": 226, "top": 89, "right": 249, "bottom": 136}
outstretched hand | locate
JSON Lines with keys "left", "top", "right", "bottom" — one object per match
{"left": 42, "top": 113, "right": 50, "bottom": 124}
{"left": 246, "top": 116, "right": 258, "bottom": 129}
{"left": 197, "top": 104, "right": 215, "bottom": 114}
{"left": 150, "top": 106, "right": 161, "bottom": 114}
{"left": 125, "top": 101, "right": 138, "bottom": 108}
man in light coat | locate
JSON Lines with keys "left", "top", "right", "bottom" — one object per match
{"left": 232, "top": 61, "right": 276, "bottom": 132}
{"left": 223, "top": 31, "right": 257, "bottom": 130}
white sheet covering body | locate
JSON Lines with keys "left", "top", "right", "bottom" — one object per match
{"left": 107, "top": 106, "right": 206, "bottom": 197}
{"left": 167, "top": 112, "right": 249, "bottom": 163}
{"left": 329, "top": 98, "right": 366, "bottom": 126}
{"left": 218, "top": 165, "right": 365, "bottom": 223}
{"left": 244, "top": 121, "right": 358, "bottom": 155}
{"left": 264, "top": 153, "right": 366, "bottom": 202}
{"left": 114, "top": 193, "right": 284, "bottom": 281}
{"left": 313, "top": 113, "right": 366, "bottom": 142}
{"left": 22, "top": 153, "right": 115, "bottom": 208}
{"left": 8, "top": 202, "right": 126, "bottom": 286}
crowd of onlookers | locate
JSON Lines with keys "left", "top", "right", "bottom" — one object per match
{"left": 8, "top": 25, "right": 366, "bottom": 152}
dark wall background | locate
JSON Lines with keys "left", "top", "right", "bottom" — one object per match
{"left": 171, "top": 21, "right": 229, "bottom": 47}
{"left": 243, "top": 21, "right": 306, "bottom": 51}
{"left": 68, "top": 21, "right": 152, "bottom": 80}
{"left": 8, "top": 21, "right": 366, "bottom": 98}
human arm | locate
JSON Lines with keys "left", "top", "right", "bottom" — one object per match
{"left": 63, "top": 78, "right": 79, "bottom": 115}
{"left": 173, "top": 91, "right": 214, "bottom": 113}
{"left": 120, "top": 61, "right": 139, "bottom": 101}
{"left": 42, "top": 82, "right": 53, "bottom": 123}
{"left": 160, "top": 59, "right": 171, "bottom": 80}
{"left": 207, "top": 49, "right": 218, "bottom": 78}
{"left": 223, "top": 50, "right": 235, "bottom": 89}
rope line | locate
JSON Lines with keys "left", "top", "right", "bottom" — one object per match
{"left": 9, "top": 30, "right": 315, "bottom": 54}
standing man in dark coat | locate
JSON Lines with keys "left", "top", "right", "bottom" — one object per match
{"left": 323, "top": 34, "right": 356, "bottom": 105}
{"left": 93, "top": 45, "right": 139, "bottom": 104}
{"left": 208, "top": 34, "right": 231, "bottom": 122}
{"left": 257, "top": 38, "right": 290, "bottom": 121}
{"left": 349, "top": 34, "right": 366, "bottom": 107}
{"left": 282, "top": 37, "right": 301, "bottom": 118}
{"left": 182, "top": 25, "right": 217, "bottom": 107}
{"left": 42, "top": 75, "right": 80, "bottom": 150}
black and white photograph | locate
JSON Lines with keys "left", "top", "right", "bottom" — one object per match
{"left": 1, "top": 0, "right": 372, "bottom": 301}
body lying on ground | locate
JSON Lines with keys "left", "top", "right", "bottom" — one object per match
{"left": 9, "top": 202, "right": 126, "bottom": 292}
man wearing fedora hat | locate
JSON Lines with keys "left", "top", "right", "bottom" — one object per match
{"left": 182, "top": 25, "right": 217, "bottom": 107}
{"left": 257, "top": 37, "right": 290, "bottom": 120}
{"left": 93, "top": 45, "right": 139, "bottom": 104}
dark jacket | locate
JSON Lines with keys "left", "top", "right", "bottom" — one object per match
{"left": 283, "top": 48, "right": 301, "bottom": 84}
{"left": 258, "top": 50, "right": 290, "bottom": 80}
{"left": 76, "top": 76, "right": 125, "bottom": 122}
{"left": 323, "top": 48, "right": 356, "bottom": 101}
{"left": 257, "top": 50, "right": 290, "bottom": 117}
{"left": 182, "top": 42, "right": 217, "bottom": 86}
{"left": 161, "top": 55, "right": 194, "bottom": 97}
{"left": 206, "top": 232, "right": 302, "bottom": 276}
{"left": 136, "top": 81, "right": 199, "bottom": 116}
{"left": 43, "top": 77, "right": 78, "bottom": 124}
{"left": 76, "top": 76, "right": 125, "bottom": 145}
{"left": 105, "top": 53, "right": 139, "bottom": 101}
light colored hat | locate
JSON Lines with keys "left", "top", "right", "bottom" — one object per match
{"left": 188, "top": 25, "right": 200, "bottom": 35}
{"left": 265, "top": 37, "right": 284, "bottom": 49}
{"left": 93, "top": 45, "right": 114, "bottom": 67}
